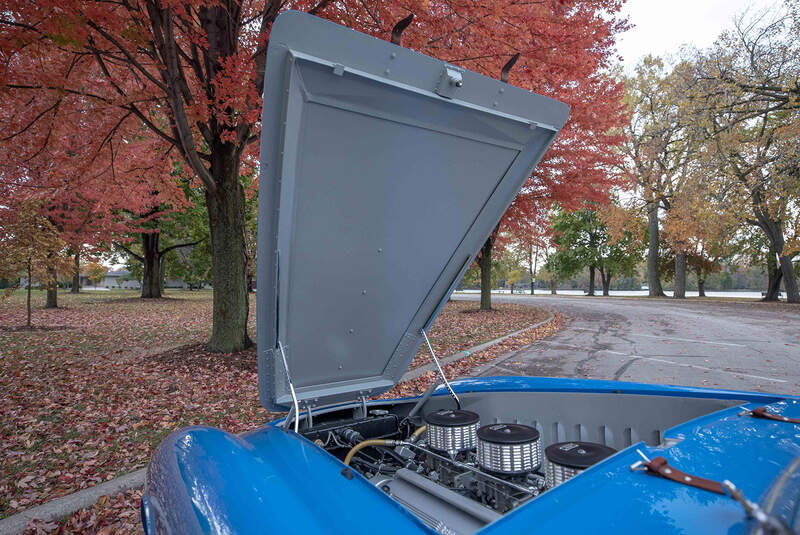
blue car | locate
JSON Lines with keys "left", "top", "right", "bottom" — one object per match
{"left": 142, "top": 12, "right": 800, "bottom": 535}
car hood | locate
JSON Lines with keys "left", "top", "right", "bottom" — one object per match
{"left": 256, "top": 11, "right": 569, "bottom": 411}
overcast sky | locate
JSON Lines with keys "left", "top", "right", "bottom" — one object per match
{"left": 615, "top": 0, "right": 776, "bottom": 71}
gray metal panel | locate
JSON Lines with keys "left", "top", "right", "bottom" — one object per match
{"left": 257, "top": 11, "right": 569, "bottom": 411}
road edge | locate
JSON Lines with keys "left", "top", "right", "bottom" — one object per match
{"left": 0, "top": 469, "right": 146, "bottom": 535}
{"left": 399, "top": 309, "right": 555, "bottom": 383}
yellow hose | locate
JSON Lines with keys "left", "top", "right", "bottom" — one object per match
{"left": 344, "top": 439, "right": 394, "bottom": 466}
{"left": 343, "top": 426, "right": 427, "bottom": 466}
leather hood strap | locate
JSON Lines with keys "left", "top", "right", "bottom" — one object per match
{"left": 750, "top": 406, "right": 800, "bottom": 425}
{"left": 644, "top": 457, "right": 725, "bottom": 494}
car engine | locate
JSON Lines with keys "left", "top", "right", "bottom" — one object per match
{"left": 303, "top": 407, "right": 616, "bottom": 535}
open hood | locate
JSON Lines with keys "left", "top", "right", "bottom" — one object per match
{"left": 257, "top": 11, "right": 569, "bottom": 411}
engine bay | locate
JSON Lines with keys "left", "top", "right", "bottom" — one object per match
{"left": 295, "top": 386, "right": 744, "bottom": 535}
{"left": 302, "top": 401, "right": 619, "bottom": 534}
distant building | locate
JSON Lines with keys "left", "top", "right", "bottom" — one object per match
{"left": 80, "top": 269, "right": 140, "bottom": 289}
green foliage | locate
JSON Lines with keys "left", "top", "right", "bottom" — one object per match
{"left": 162, "top": 185, "right": 212, "bottom": 285}
{"left": 460, "top": 245, "right": 529, "bottom": 289}
{"left": 545, "top": 207, "right": 643, "bottom": 283}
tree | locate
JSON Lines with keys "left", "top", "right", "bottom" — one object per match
{"left": 475, "top": 4, "right": 629, "bottom": 308}
{"left": 166, "top": 239, "right": 211, "bottom": 289}
{"left": 511, "top": 220, "right": 550, "bottom": 295}
{"left": 662, "top": 179, "right": 738, "bottom": 297}
{"left": 678, "top": 6, "right": 800, "bottom": 302}
{"left": 547, "top": 205, "right": 643, "bottom": 296}
{"left": 0, "top": 203, "right": 72, "bottom": 327}
{"left": 162, "top": 186, "right": 214, "bottom": 290}
{"left": 735, "top": 228, "right": 784, "bottom": 300}
{"left": 621, "top": 57, "right": 702, "bottom": 298}
{"left": 82, "top": 262, "right": 108, "bottom": 286}
{"left": 0, "top": 113, "right": 185, "bottom": 302}
{"left": 117, "top": 227, "right": 205, "bottom": 298}
{"left": 1, "top": 0, "right": 630, "bottom": 341}
{"left": 461, "top": 239, "right": 526, "bottom": 295}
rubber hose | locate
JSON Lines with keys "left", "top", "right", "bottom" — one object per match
{"left": 344, "top": 439, "right": 396, "bottom": 466}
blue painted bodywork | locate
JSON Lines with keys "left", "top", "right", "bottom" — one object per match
{"left": 143, "top": 376, "right": 800, "bottom": 534}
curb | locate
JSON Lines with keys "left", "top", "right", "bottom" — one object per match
{"left": 399, "top": 310, "right": 555, "bottom": 383}
{"left": 0, "top": 469, "right": 146, "bottom": 535}
{"left": 1, "top": 308, "right": 555, "bottom": 534}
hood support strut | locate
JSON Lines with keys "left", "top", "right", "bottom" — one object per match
{"left": 278, "top": 340, "right": 300, "bottom": 433}
{"left": 421, "top": 328, "right": 461, "bottom": 409}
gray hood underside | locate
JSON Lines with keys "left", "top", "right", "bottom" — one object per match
{"left": 257, "top": 11, "right": 569, "bottom": 411}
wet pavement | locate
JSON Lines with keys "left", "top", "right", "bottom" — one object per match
{"left": 454, "top": 293, "right": 800, "bottom": 395}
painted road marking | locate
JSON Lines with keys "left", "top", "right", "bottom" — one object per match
{"left": 571, "top": 327, "right": 747, "bottom": 347}
{"left": 600, "top": 350, "right": 788, "bottom": 383}
{"left": 535, "top": 340, "right": 788, "bottom": 384}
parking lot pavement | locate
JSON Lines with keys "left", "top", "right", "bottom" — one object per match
{"left": 453, "top": 293, "right": 800, "bottom": 395}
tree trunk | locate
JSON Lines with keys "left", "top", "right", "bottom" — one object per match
{"left": 159, "top": 255, "right": 166, "bottom": 293}
{"left": 674, "top": 253, "right": 686, "bottom": 299}
{"left": 763, "top": 246, "right": 782, "bottom": 301}
{"left": 71, "top": 251, "right": 80, "bottom": 293}
{"left": 26, "top": 261, "right": 32, "bottom": 328}
{"left": 528, "top": 244, "right": 535, "bottom": 295}
{"left": 247, "top": 273, "right": 255, "bottom": 293}
{"left": 599, "top": 267, "right": 611, "bottom": 296}
{"left": 141, "top": 233, "right": 162, "bottom": 299}
{"left": 206, "top": 164, "right": 252, "bottom": 352}
{"left": 765, "top": 269, "right": 783, "bottom": 301}
{"left": 779, "top": 254, "right": 799, "bottom": 303}
{"left": 478, "top": 236, "right": 494, "bottom": 311}
{"left": 698, "top": 278, "right": 706, "bottom": 297}
{"left": 587, "top": 266, "right": 595, "bottom": 296}
{"left": 45, "top": 267, "right": 58, "bottom": 308}
{"left": 753, "top": 212, "right": 797, "bottom": 303}
{"left": 647, "top": 202, "right": 666, "bottom": 297}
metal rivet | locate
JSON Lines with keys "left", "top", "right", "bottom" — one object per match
{"left": 493, "top": 101, "right": 498, "bottom": 107}
{"left": 338, "top": 364, "right": 343, "bottom": 370}
{"left": 499, "top": 88, "right": 505, "bottom": 93}
{"left": 390, "top": 52, "right": 397, "bottom": 59}
{"left": 348, "top": 328, "right": 354, "bottom": 334}
{"left": 685, "top": 476, "right": 692, "bottom": 482}
{"left": 377, "top": 248, "right": 383, "bottom": 253}
{"left": 384, "top": 68, "right": 391, "bottom": 75}
{"left": 361, "top": 290, "right": 367, "bottom": 295}
{"left": 664, "top": 468, "right": 672, "bottom": 474}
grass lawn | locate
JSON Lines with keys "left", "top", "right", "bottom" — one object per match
{"left": 0, "top": 289, "right": 549, "bottom": 529}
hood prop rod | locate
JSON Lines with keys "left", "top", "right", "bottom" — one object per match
{"left": 420, "top": 328, "right": 461, "bottom": 409}
{"left": 278, "top": 340, "right": 300, "bottom": 433}
{"left": 275, "top": 253, "right": 301, "bottom": 433}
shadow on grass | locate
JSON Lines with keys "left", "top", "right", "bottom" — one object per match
{"left": 150, "top": 342, "right": 257, "bottom": 373}
{"left": 0, "top": 325, "right": 72, "bottom": 332}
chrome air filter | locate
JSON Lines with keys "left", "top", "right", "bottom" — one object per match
{"left": 545, "top": 442, "right": 616, "bottom": 487}
{"left": 476, "top": 423, "right": 541, "bottom": 475}
{"left": 424, "top": 409, "right": 480, "bottom": 453}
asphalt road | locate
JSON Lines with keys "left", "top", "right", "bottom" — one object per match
{"left": 453, "top": 293, "right": 800, "bottom": 395}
